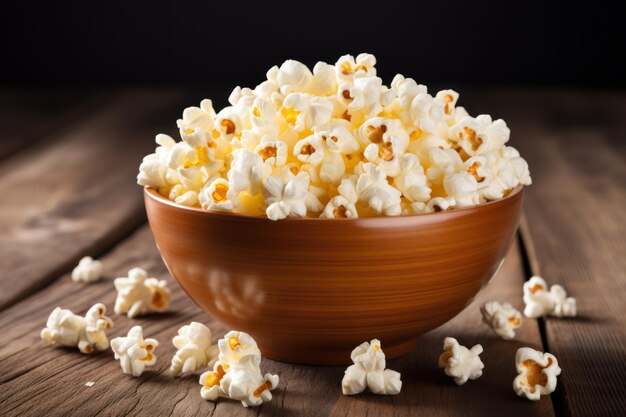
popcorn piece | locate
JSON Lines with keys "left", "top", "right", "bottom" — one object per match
{"left": 111, "top": 326, "right": 159, "bottom": 377}
{"left": 281, "top": 93, "right": 333, "bottom": 133}
{"left": 550, "top": 285, "right": 577, "bottom": 318}
{"left": 71, "top": 256, "right": 103, "bottom": 283}
{"left": 267, "top": 59, "right": 313, "bottom": 95}
{"left": 342, "top": 339, "right": 402, "bottom": 395}
{"left": 171, "top": 322, "right": 219, "bottom": 376}
{"left": 480, "top": 301, "right": 523, "bottom": 340}
{"left": 199, "top": 178, "right": 237, "bottom": 211}
{"left": 262, "top": 171, "right": 322, "bottom": 220}
{"left": 438, "top": 337, "right": 484, "bottom": 385}
{"left": 114, "top": 267, "right": 171, "bottom": 318}
{"left": 84, "top": 381, "right": 95, "bottom": 387}
{"left": 354, "top": 163, "right": 402, "bottom": 215}
{"left": 177, "top": 99, "right": 217, "bottom": 132}
{"left": 513, "top": 347, "right": 561, "bottom": 401}
{"left": 228, "top": 149, "right": 270, "bottom": 195}
{"left": 255, "top": 139, "right": 288, "bottom": 167}
{"left": 393, "top": 154, "right": 431, "bottom": 203}
{"left": 199, "top": 331, "right": 279, "bottom": 408}
{"left": 41, "top": 303, "right": 113, "bottom": 354}
{"left": 335, "top": 53, "right": 377, "bottom": 83}
{"left": 339, "top": 77, "right": 395, "bottom": 121}
{"left": 359, "top": 117, "right": 409, "bottom": 177}
{"left": 320, "top": 196, "right": 358, "bottom": 219}
{"left": 523, "top": 276, "right": 577, "bottom": 318}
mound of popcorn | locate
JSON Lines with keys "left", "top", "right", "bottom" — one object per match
{"left": 138, "top": 53, "right": 531, "bottom": 220}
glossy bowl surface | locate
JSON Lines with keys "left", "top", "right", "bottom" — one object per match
{"left": 145, "top": 186, "right": 523, "bottom": 364}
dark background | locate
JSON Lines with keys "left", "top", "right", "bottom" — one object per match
{"left": 0, "top": 1, "right": 622, "bottom": 90}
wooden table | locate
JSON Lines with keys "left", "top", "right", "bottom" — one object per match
{"left": 0, "top": 88, "right": 624, "bottom": 417}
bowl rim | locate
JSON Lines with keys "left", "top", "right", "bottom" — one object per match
{"left": 144, "top": 185, "right": 523, "bottom": 222}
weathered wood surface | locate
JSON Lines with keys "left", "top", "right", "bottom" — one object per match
{"left": 0, "top": 89, "right": 624, "bottom": 416}
{"left": 0, "top": 88, "right": 94, "bottom": 161}
{"left": 466, "top": 90, "right": 626, "bottom": 417}
{"left": 0, "top": 89, "right": 190, "bottom": 310}
{"left": 0, "top": 225, "right": 549, "bottom": 417}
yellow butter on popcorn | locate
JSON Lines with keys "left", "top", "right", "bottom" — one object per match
{"left": 514, "top": 347, "right": 561, "bottom": 401}
{"left": 41, "top": 303, "right": 113, "bottom": 353}
{"left": 438, "top": 337, "right": 484, "bottom": 385}
{"left": 199, "top": 330, "right": 279, "bottom": 408}
{"left": 138, "top": 53, "right": 531, "bottom": 220}
{"left": 114, "top": 267, "right": 171, "bottom": 318}
{"left": 111, "top": 325, "right": 159, "bottom": 377}
{"left": 342, "top": 339, "right": 402, "bottom": 395}
{"left": 71, "top": 256, "right": 103, "bottom": 283}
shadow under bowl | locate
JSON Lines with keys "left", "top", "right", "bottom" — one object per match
{"left": 144, "top": 186, "right": 523, "bottom": 365}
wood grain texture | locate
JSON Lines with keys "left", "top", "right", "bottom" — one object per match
{"left": 464, "top": 89, "right": 626, "bottom": 417}
{"left": 0, "top": 89, "right": 190, "bottom": 310}
{"left": 0, "top": 88, "right": 95, "bottom": 160}
{"left": 0, "top": 225, "right": 552, "bottom": 417}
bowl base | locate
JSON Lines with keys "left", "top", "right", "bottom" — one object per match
{"left": 258, "top": 337, "right": 420, "bottom": 366}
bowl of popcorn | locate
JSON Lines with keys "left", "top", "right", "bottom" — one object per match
{"left": 140, "top": 54, "right": 530, "bottom": 365}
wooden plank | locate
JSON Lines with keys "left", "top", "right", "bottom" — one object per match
{"left": 0, "top": 88, "right": 97, "bottom": 160}
{"left": 0, "top": 88, "right": 190, "bottom": 310}
{"left": 0, "top": 224, "right": 552, "bottom": 417}
{"left": 465, "top": 90, "right": 626, "bottom": 417}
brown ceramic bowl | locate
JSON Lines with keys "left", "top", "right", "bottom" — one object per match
{"left": 144, "top": 186, "right": 523, "bottom": 365}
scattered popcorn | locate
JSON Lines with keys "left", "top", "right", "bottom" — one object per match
{"left": 199, "top": 330, "right": 279, "bottom": 407}
{"left": 513, "top": 347, "right": 561, "bottom": 401}
{"left": 342, "top": 339, "right": 402, "bottom": 395}
{"left": 138, "top": 53, "right": 531, "bottom": 219}
{"left": 41, "top": 303, "right": 113, "bottom": 353}
{"left": 438, "top": 337, "right": 484, "bottom": 385}
{"left": 480, "top": 301, "right": 523, "bottom": 340}
{"left": 523, "top": 276, "right": 577, "bottom": 318}
{"left": 114, "top": 267, "right": 171, "bottom": 318}
{"left": 170, "top": 322, "right": 219, "bottom": 376}
{"left": 111, "top": 326, "right": 159, "bottom": 377}
{"left": 71, "top": 256, "right": 103, "bottom": 283}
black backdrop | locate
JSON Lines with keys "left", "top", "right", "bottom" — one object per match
{"left": 0, "top": 1, "right": 622, "bottom": 88}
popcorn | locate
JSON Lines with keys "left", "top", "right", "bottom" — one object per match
{"left": 342, "top": 339, "right": 402, "bottom": 395}
{"left": 262, "top": 171, "right": 322, "bottom": 220}
{"left": 114, "top": 267, "right": 171, "bottom": 318}
{"left": 177, "top": 99, "right": 217, "bottom": 132}
{"left": 199, "top": 331, "right": 279, "bottom": 407}
{"left": 111, "top": 326, "right": 159, "bottom": 377}
{"left": 450, "top": 115, "right": 510, "bottom": 157}
{"left": 523, "top": 276, "right": 577, "bottom": 318}
{"left": 138, "top": 54, "right": 531, "bottom": 219}
{"left": 320, "top": 195, "right": 358, "bottom": 219}
{"left": 198, "top": 178, "right": 237, "bottom": 211}
{"left": 71, "top": 256, "right": 103, "bottom": 283}
{"left": 281, "top": 93, "right": 333, "bottom": 132}
{"left": 438, "top": 337, "right": 484, "bottom": 385}
{"left": 480, "top": 301, "right": 523, "bottom": 340}
{"left": 338, "top": 77, "right": 395, "bottom": 121}
{"left": 170, "top": 322, "right": 219, "bottom": 376}
{"left": 255, "top": 139, "right": 289, "bottom": 167}
{"left": 393, "top": 154, "right": 431, "bottom": 203}
{"left": 267, "top": 59, "right": 313, "bottom": 96}
{"left": 513, "top": 347, "right": 561, "bottom": 401}
{"left": 335, "top": 53, "right": 377, "bottom": 83}
{"left": 41, "top": 303, "right": 113, "bottom": 353}
{"left": 353, "top": 163, "right": 402, "bottom": 215}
